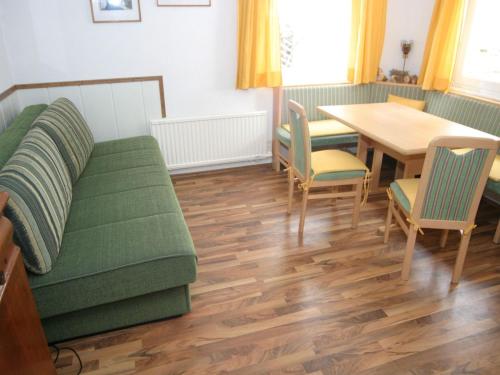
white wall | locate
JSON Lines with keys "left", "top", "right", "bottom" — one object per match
{"left": 380, "top": 0, "right": 435, "bottom": 77}
{"left": 0, "top": 0, "right": 273, "bottom": 123}
{"left": 0, "top": 15, "right": 13, "bottom": 92}
{"left": 0, "top": 0, "right": 434, "bottom": 123}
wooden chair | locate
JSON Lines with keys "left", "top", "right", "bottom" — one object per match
{"left": 287, "top": 100, "right": 370, "bottom": 235}
{"left": 384, "top": 136, "right": 498, "bottom": 284}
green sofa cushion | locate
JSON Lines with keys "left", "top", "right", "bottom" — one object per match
{"left": 81, "top": 148, "right": 165, "bottom": 178}
{"left": 0, "top": 128, "right": 72, "bottom": 274}
{"left": 33, "top": 98, "right": 94, "bottom": 183}
{"left": 30, "top": 212, "right": 197, "bottom": 319}
{"left": 0, "top": 104, "right": 48, "bottom": 170}
{"left": 29, "top": 136, "right": 197, "bottom": 319}
{"left": 91, "top": 135, "right": 159, "bottom": 157}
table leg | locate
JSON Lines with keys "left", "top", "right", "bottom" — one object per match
{"left": 403, "top": 159, "right": 424, "bottom": 179}
{"left": 370, "top": 149, "right": 383, "bottom": 192}
{"left": 357, "top": 136, "right": 369, "bottom": 164}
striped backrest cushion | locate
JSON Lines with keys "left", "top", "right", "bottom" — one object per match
{"left": 0, "top": 128, "right": 72, "bottom": 274}
{"left": 425, "top": 92, "right": 500, "bottom": 137}
{"left": 421, "top": 147, "right": 489, "bottom": 221}
{"left": 281, "top": 84, "right": 371, "bottom": 124}
{"left": 370, "top": 83, "right": 425, "bottom": 103}
{"left": 33, "top": 98, "right": 94, "bottom": 183}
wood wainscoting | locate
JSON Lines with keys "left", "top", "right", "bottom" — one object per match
{"left": 0, "top": 76, "right": 166, "bottom": 142}
{"left": 53, "top": 165, "right": 500, "bottom": 374}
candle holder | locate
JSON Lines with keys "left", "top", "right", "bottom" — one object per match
{"left": 401, "top": 40, "right": 413, "bottom": 74}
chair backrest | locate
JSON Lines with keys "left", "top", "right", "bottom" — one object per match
{"left": 288, "top": 100, "right": 311, "bottom": 180}
{"left": 412, "top": 136, "right": 498, "bottom": 230}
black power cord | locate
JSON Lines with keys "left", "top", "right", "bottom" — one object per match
{"left": 51, "top": 344, "right": 83, "bottom": 375}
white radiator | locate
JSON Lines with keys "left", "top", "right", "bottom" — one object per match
{"left": 151, "top": 111, "right": 270, "bottom": 173}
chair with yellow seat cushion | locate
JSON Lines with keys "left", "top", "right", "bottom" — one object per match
{"left": 384, "top": 137, "right": 498, "bottom": 284}
{"left": 387, "top": 94, "right": 426, "bottom": 111}
{"left": 286, "top": 100, "right": 370, "bottom": 235}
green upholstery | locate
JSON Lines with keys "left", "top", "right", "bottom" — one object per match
{"left": 280, "top": 84, "right": 371, "bottom": 123}
{"left": 315, "top": 170, "right": 366, "bottom": 181}
{"left": 30, "top": 212, "right": 196, "bottom": 319}
{"left": 486, "top": 180, "right": 500, "bottom": 196}
{"left": 0, "top": 104, "right": 48, "bottom": 169}
{"left": 288, "top": 109, "right": 308, "bottom": 177}
{"left": 425, "top": 91, "right": 500, "bottom": 137}
{"left": 276, "top": 127, "right": 358, "bottom": 148}
{"left": 422, "top": 147, "right": 489, "bottom": 221}
{"left": 42, "top": 286, "right": 191, "bottom": 343}
{"left": 27, "top": 134, "right": 197, "bottom": 342}
{"left": 0, "top": 128, "right": 72, "bottom": 274}
{"left": 369, "top": 83, "right": 425, "bottom": 103}
{"left": 390, "top": 181, "right": 413, "bottom": 213}
{"left": 91, "top": 135, "right": 159, "bottom": 157}
{"left": 32, "top": 98, "right": 94, "bottom": 183}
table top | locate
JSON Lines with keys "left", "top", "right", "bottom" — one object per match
{"left": 318, "top": 102, "right": 499, "bottom": 156}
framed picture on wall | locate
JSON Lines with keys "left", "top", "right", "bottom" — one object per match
{"left": 157, "top": 0, "right": 211, "bottom": 6}
{"left": 90, "top": 0, "right": 142, "bottom": 23}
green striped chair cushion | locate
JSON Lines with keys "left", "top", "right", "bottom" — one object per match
{"left": 33, "top": 98, "right": 94, "bottom": 183}
{"left": 421, "top": 147, "right": 489, "bottom": 221}
{"left": 0, "top": 128, "right": 72, "bottom": 274}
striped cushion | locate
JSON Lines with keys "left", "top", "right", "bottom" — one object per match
{"left": 33, "top": 98, "right": 94, "bottom": 183}
{"left": 0, "top": 128, "right": 72, "bottom": 274}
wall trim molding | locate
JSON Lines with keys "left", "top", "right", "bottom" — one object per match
{"left": 0, "top": 76, "right": 167, "bottom": 116}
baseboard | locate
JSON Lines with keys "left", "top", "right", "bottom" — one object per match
{"left": 169, "top": 156, "right": 272, "bottom": 175}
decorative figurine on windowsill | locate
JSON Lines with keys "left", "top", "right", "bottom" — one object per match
{"left": 401, "top": 40, "right": 413, "bottom": 74}
{"left": 377, "top": 67, "right": 387, "bottom": 82}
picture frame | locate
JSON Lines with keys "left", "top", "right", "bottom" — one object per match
{"left": 157, "top": 0, "right": 211, "bottom": 6}
{"left": 90, "top": 0, "right": 142, "bottom": 23}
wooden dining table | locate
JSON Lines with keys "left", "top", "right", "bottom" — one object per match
{"left": 318, "top": 102, "right": 500, "bottom": 192}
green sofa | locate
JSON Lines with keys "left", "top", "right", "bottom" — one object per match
{"left": 0, "top": 104, "right": 197, "bottom": 343}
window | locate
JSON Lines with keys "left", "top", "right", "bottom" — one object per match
{"left": 452, "top": 0, "right": 500, "bottom": 100}
{"left": 277, "top": 0, "right": 351, "bottom": 86}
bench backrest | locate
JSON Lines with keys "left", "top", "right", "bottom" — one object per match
{"left": 277, "top": 83, "right": 499, "bottom": 138}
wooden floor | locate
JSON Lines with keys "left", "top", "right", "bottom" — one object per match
{"left": 56, "top": 164, "right": 500, "bottom": 375}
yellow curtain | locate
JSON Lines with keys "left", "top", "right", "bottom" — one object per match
{"left": 237, "top": 0, "right": 282, "bottom": 89}
{"left": 348, "top": 0, "right": 388, "bottom": 84}
{"left": 418, "top": 0, "right": 466, "bottom": 91}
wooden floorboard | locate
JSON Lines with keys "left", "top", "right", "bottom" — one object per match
{"left": 55, "top": 164, "right": 500, "bottom": 374}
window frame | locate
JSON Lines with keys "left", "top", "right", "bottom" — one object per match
{"left": 452, "top": 0, "right": 500, "bottom": 101}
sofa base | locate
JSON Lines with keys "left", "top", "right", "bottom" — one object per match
{"left": 42, "top": 285, "right": 191, "bottom": 343}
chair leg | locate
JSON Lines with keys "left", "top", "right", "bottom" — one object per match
{"left": 401, "top": 224, "right": 418, "bottom": 281}
{"left": 352, "top": 183, "right": 362, "bottom": 229}
{"left": 452, "top": 231, "right": 472, "bottom": 284}
{"left": 287, "top": 169, "right": 294, "bottom": 214}
{"left": 494, "top": 219, "right": 500, "bottom": 244}
{"left": 272, "top": 139, "right": 280, "bottom": 172}
{"left": 440, "top": 230, "right": 449, "bottom": 248}
{"left": 298, "top": 188, "right": 309, "bottom": 235}
{"left": 384, "top": 200, "right": 394, "bottom": 244}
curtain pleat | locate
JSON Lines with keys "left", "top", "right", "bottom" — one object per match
{"left": 418, "top": 0, "right": 466, "bottom": 91}
{"left": 348, "top": 0, "right": 388, "bottom": 84}
{"left": 236, "top": 0, "right": 282, "bottom": 89}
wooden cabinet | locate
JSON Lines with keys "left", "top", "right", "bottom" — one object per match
{"left": 0, "top": 192, "right": 56, "bottom": 375}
